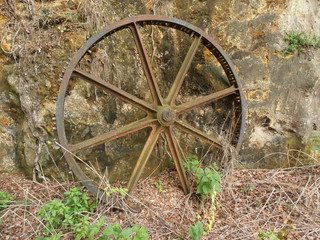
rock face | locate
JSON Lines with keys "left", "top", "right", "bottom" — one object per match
{"left": 0, "top": 0, "right": 319, "bottom": 180}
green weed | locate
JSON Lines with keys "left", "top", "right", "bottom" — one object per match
{"left": 310, "top": 135, "right": 320, "bottom": 151}
{"left": 257, "top": 229, "right": 279, "bottom": 240}
{"left": 16, "top": 200, "right": 32, "bottom": 205}
{"left": 257, "top": 228, "right": 291, "bottom": 240}
{"left": 63, "top": 187, "right": 96, "bottom": 213}
{"left": 183, "top": 154, "right": 221, "bottom": 199}
{"left": 34, "top": 231, "right": 62, "bottom": 240}
{"left": 72, "top": 216, "right": 105, "bottom": 240}
{"left": 195, "top": 166, "right": 221, "bottom": 197}
{"left": 104, "top": 183, "right": 128, "bottom": 197}
{"left": 37, "top": 187, "right": 96, "bottom": 234}
{"left": 189, "top": 221, "right": 204, "bottom": 240}
{"left": 183, "top": 154, "right": 199, "bottom": 172}
{"left": 240, "top": 184, "right": 256, "bottom": 193}
{"left": 0, "top": 191, "right": 13, "bottom": 210}
{"left": 36, "top": 187, "right": 148, "bottom": 240}
{"left": 283, "top": 31, "right": 320, "bottom": 56}
{"left": 100, "top": 223, "right": 149, "bottom": 240}
{"left": 154, "top": 180, "right": 165, "bottom": 193}
{"left": 66, "top": 11, "right": 79, "bottom": 22}
{"left": 184, "top": 155, "right": 221, "bottom": 236}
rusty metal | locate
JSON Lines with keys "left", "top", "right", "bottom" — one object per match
{"left": 56, "top": 15, "right": 246, "bottom": 199}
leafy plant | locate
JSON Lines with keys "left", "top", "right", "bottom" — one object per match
{"left": 0, "top": 191, "right": 13, "bottom": 210}
{"left": 37, "top": 187, "right": 97, "bottom": 237}
{"left": 63, "top": 187, "right": 96, "bottom": 213}
{"left": 282, "top": 31, "right": 320, "bottom": 56}
{"left": 37, "top": 198, "right": 68, "bottom": 233}
{"left": 73, "top": 216, "right": 105, "bottom": 240}
{"left": 240, "top": 184, "right": 256, "bottom": 193}
{"left": 310, "top": 135, "right": 320, "bottom": 151}
{"left": 16, "top": 199, "right": 31, "bottom": 205}
{"left": 100, "top": 223, "right": 149, "bottom": 240}
{"left": 184, "top": 155, "right": 221, "bottom": 199}
{"left": 36, "top": 187, "right": 148, "bottom": 240}
{"left": 183, "top": 154, "right": 199, "bottom": 173}
{"left": 257, "top": 229, "right": 279, "bottom": 240}
{"left": 257, "top": 228, "right": 290, "bottom": 240}
{"left": 195, "top": 166, "right": 221, "bottom": 197}
{"left": 104, "top": 184, "right": 128, "bottom": 197}
{"left": 154, "top": 180, "right": 165, "bottom": 193}
{"left": 189, "top": 221, "right": 204, "bottom": 240}
{"left": 184, "top": 155, "right": 221, "bottom": 236}
{"left": 66, "top": 11, "right": 79, "bottom": 22}
{"left": 34, "top": 231, "right": 63, "bottom": 240}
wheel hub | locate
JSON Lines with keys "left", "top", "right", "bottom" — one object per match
{"left": 157, "top": 106, "right": 176, "bottom": 125}
{"left": 162, "top": 109, "right": 174, "bottom": 122}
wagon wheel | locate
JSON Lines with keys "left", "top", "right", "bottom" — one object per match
{"left": 56, "top": 15, "right": 245, "bottom": 199}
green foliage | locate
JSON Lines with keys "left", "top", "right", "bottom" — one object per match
{"left": 37, "top": 187, "right": 96, "bottom": 234}
{"left": 310, "top": 135, "right": 320, "bottom": 151}
{"left": 36, "top": 187, "right": 148, "bottom": 240}
{"left": 257, "top": 228, "right": 290, "bottom": 240}
{"left": 104, "top": 184, "right": 128, "bottom": 197}
{"left": 184, "top": 155, "right": 221, "bottom": 236}
{"left": 37, "top": 199, "right": 67, "bottom": 232}
{"left": 0, "top": 191, "right": 13, "bottom": 210}
{"left": 240, "top": 184, "right": 256, "bottom": 193}
{"left": 154, "top": 180, "right": 165, "bottom": 193}
{"left": 37, "top": 187, "right": 98, "bottom": 238}
{"left": 184, "top": 155, "right": 221, "bottom": 199}
{"left": 16, "top": 199, "right": 31, "bottom": 205}
{"left": 63, "top": 187, "right": 96, "bottom": 213}
{"left": 183, "top": 154, "right": 199, "bottom": 173}
{"left": 189, "top": 221, "right": 204, "bottom": 240}
{"left": 283, "top": 31, "right": 320, "bottom": 56}
{"left": 39, "top": 8, "right": 50, "bottom": 18}
{"left": 257, "top": 229, "right": 279, "bottom": 240}
{"left": 72, "top": 216, "right": 105, "bottom": 240}
{"left": 100, "top": 223, "right": 149, "bottom": 240}
{"left": 195, "top": 167, "right": 221, "bottom": 197}
{"left": 34, "top": 231, "right": 62, "bottom": 240}
{"left": 112, "top": 187, "right": 128, "bottom": 197}
{"left": 66, "top": 11, "right": 79, "bottom": 22}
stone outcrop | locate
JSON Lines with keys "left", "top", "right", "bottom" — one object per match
{"left": 0, "top": 0, "right": 319, "bottom": 179}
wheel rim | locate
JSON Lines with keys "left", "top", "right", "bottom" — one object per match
{"left": 56, "top": 15, "right": 246, "bottom": 198}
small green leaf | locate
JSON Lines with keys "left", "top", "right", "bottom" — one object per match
{"left": 189, "top": 221, "right": 203, "bottom": 240}
{"left": 315, "top": 145, "right": 320, "bottom": 150}
{"left": 119, "top": 227, "right": 133, "bottom": 238}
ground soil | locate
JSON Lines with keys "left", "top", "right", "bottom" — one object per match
{"left": 0, "top": 165, "right": 319, "bottom": 239}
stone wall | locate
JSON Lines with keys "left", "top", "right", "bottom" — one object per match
{"left": 0, "top": 0, "right": 319, "bottom": 179}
